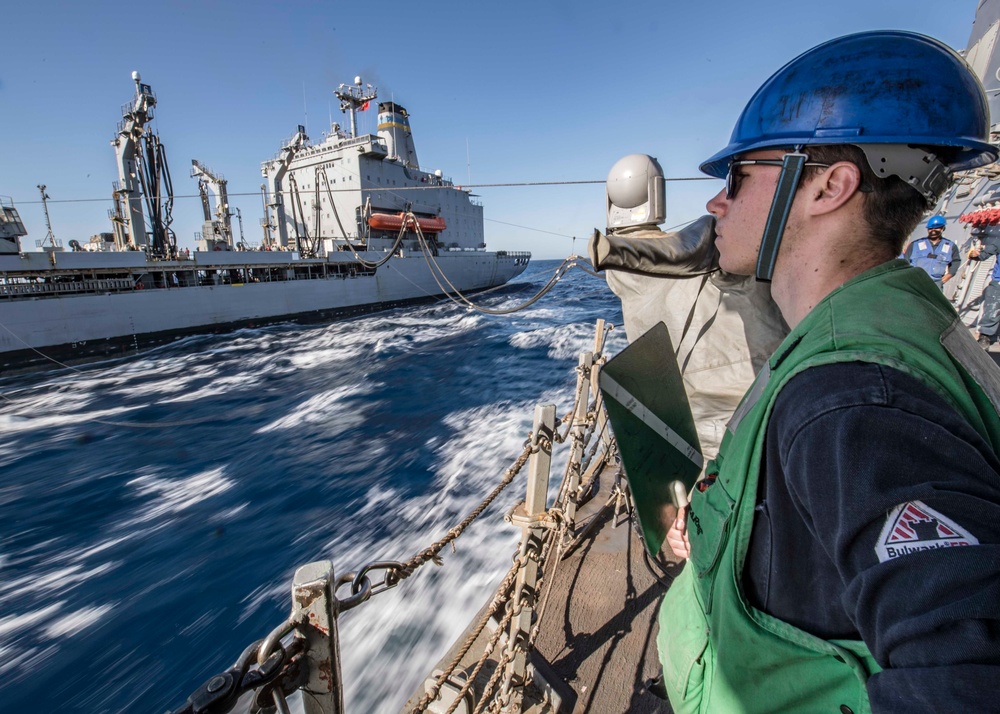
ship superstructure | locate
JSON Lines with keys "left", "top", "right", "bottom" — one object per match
{"left": 261, "top": 77, "right": 484, "bottom": 259}
{"left": 0, "top": 74, "right": 529, "bottom": 373}
{"left": 0, "top": 196, "right": 27, "bottom": 255}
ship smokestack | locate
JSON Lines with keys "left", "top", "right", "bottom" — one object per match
{"left": 378, "top": 102, "right": 420, "bottom": 169}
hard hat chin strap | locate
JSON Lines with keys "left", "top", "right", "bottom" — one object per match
{"left": 756, "top": 151, "right": 807, "bottom": 282}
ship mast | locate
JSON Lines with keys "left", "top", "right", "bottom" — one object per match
{"left": 334, "top": 77, "right": 377, "bottom": 137}
{"left": 37, "top": 184, "right": 57, "bottom": 249}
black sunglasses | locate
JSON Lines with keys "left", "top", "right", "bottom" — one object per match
{"left": 725, "top": 158, "right": 831, "bottom": 200}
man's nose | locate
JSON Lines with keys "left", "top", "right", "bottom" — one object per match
{"left": 707, "top": 188, "right": 728, "bottom": 217}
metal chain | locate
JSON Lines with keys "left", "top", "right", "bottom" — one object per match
{"left": 574, "top": 417, "right": 609, "bottom": 503}
{"left": 446, "top": 606, "right": 516, "bottom": 714}
{"left": 474, "top": 645, "right": 514, "bottom": 714}
{"left": 477, "top": 531, "right": 552, "bottom": 714}
{"left": 413, "top": 521, "right": 559, "bottom": 714}
{"left": 473, "top": 400, "right": 609, "bottom": 713}
{"left": 410, "top": 558, "right": 522, "bottom": 713}
{"left": 168, "top": 637, "right": 293, "bottom": 714}
{"left": 553, "top": 398, "right": 599, "bottom": 510}
{"left": 427, "top": 534, "right": 543, "bottom": 714}
{"left": 170, "top": 430, "right": 538, "bottom": 714}
{"left": 552, "top": 364, "right": 588, "bottom": 447}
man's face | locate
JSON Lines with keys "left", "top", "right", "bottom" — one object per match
{"left": 928, "top": 227, "right": 944, "bottom": 242}
{"left": 706, "top": 150, "right": 786, "bottom": 276}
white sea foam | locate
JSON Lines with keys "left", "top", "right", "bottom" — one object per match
{"left": 70, "top": 536, "right": 131, "bottom": 562}
{"left": 124, "top": 467, "right": 233, "bottom": 525}
{"left": 0, "top": 272, "right": 620, "bottom": 710}
{"left": 238, "top": 581, "right": 288, "bottom": 627}
{"left": 157, "top": 373, "right": 265, "bottom": 404}
{"left": 0, "top": 390, "right": 149, "bottom": 434}
{"left": 508, "top": 322, "right": 605, "bottom": 360}
{"left": 0, "top": 563, "right": 116, "bottom": 605}
{"left": 216, "top": 503, "right": 249, "bottom": 521}
{"left": 255, "top": 382, "right": 378, "bottom": 434}
{"left": 273, "top": 310, "right": 482, "bottom": 371}
{"left": 0, "top": 602, "right": 63, "bottom": 639}
{"left": 42, "top": 604, "right": 114, "bottom": 639}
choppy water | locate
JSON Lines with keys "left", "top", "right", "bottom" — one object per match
{"left": 0, "top": 260, "right": 625, "bottom": 713}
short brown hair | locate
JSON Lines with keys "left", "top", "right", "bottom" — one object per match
{"left": 803, "top": 145, "right": 931, "bottom": 256}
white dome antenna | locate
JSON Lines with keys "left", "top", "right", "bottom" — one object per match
{"left": 606, "top": 154, "right": 666, "bottom": 229}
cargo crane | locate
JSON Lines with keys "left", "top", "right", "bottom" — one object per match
{"left": 110, "top": 71, "right": 176, "bottom": 258}
{"left": 191, "top": 160, "right": 233, "bottom": 251}
{"left": 261, "top": 125, "right": 309, "bottom": 250}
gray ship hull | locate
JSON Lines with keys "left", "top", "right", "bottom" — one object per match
{"left": 0, "top": 250, "right": 529, "bottom": 373}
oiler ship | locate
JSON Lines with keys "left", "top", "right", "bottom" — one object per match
{"left": 0, "top": 75, "right": 529, "bottom": 374}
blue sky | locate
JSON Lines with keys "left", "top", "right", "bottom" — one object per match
{"left": 0, "top": 0, "right": 983, "bottom": 259}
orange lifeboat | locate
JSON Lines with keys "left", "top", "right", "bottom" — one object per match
{"left": 367, "top": 212, "right": 447, "bottom": 234}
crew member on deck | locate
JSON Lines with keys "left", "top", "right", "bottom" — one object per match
{"left": 902, "top": 215, "right": 959, "bottom": 288}
{"left": 968, "top": 229, "right": 1000, "bottom": 348}
{"left": 658, "top": 31, "right": 1000, "bottom": 714}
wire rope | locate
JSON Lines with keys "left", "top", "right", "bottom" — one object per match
{"left": 11, "top": 176, "right": 716, "bottom": 205}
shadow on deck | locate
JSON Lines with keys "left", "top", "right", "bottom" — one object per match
{"left": 525, "top": 475, "right": 682, "bottom": 714}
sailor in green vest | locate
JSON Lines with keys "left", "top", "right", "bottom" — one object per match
{"left": 658, "top": 32, "right": 1000, "bottom": 713}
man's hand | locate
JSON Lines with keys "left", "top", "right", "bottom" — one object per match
{"left": 942, "top": 273, "right": 953, "bottom": 284}
{"left": 970, "top": 247, "right": 982, "bottom": 259}
{"left": 666, "top": 505, "right": 691, "bottom": 559}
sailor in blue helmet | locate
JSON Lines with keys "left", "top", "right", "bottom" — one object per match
{"left": 902, "top": 215, "right": 960, "bottom": 288}
{"left": 658, "top": 31, "right": 1000, "bottom": 713}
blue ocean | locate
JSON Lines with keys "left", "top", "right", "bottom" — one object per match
{"left": 0, "top": 259, "right": 626, "bottom": 713}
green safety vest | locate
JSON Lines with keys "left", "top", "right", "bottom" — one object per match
{"left": 657, "top": 260, "right": 1000, "bottom": 714}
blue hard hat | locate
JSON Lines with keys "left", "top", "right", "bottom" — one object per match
{"left": 700, "top": 31, "right": 997, "bottom": 179}
{"left": 927, "top": 215, "right": 947, "bottom": 229}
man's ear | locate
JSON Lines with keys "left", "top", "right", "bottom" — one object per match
{"left": 807, "top": 161, "right": 864, "bottom": 216}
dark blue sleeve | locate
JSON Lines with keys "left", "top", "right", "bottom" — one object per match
{"left": 947, "top": 241, "right": 960, "bottom": 276}
{"left": 772, "top": 363, "right": 1000, "bottom": 713}
{"left": 974, "top": 235, "right": 1000, "bottom": 260}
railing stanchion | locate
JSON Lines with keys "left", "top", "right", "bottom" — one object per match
{"left": 292, "top": 560, "right": 344, "bottom": 714}
{"left": 501, "top": 404, "right": 555, "bottom": 714}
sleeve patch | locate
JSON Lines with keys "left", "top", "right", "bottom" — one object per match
{"left": 875, "top": 500, "right": 979, "bottom": 563}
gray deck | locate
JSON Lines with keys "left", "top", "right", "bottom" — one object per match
{"left": 402, "top": 467, "right": 684, "bottom": 714}
{"left": 526, "top": 476, "right": 681, "bottom": 714}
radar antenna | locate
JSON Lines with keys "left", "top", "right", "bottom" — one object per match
{"left": 334, "top": 76, "right": 377, "bottom": 138}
